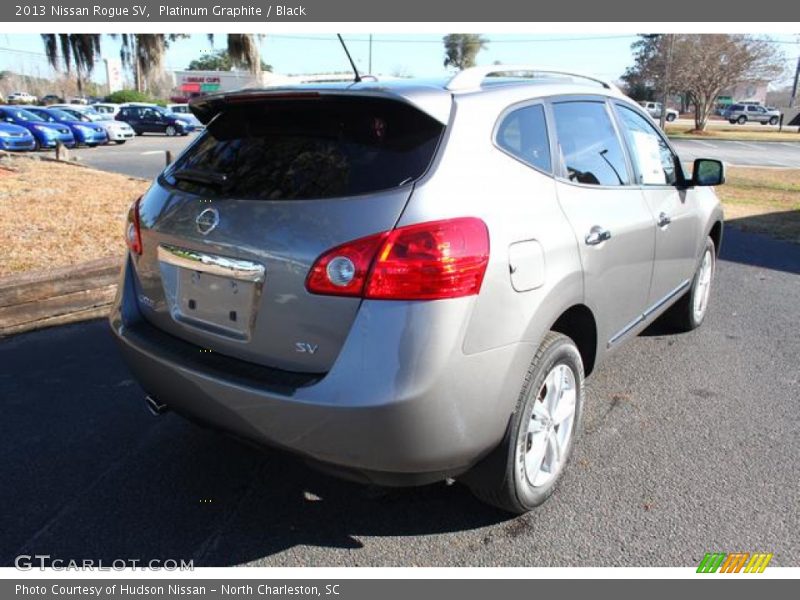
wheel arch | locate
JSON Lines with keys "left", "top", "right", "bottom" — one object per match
{"left": 548, "top": 304, "right": 598, "bottom": 377}
{"left": 708, "top": 219, "right": 723, "bottom": 257}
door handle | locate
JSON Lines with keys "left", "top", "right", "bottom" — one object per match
{"left": 585, "top": 226, "right": 612, "bottom": 246}
{"left": 657, "top": 212, "right": 672, "bottom": 227}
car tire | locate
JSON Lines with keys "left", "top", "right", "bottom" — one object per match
{"left": 463, "top": 332, "right": 584, "bottom": 514}
{"left": 728, "top": 119, "right": 736, "bottom": 124}
{"left": 134, "top": 129, "right": 142, "bottom": 136}
{"left": 737, "top": 115, "right": 747, "bottom": 125}
{"left": 666, "top": 113, "right": 676, "bottom": 122}
{"left": 769, "top": 117, "right": 779, "bottom": 125}
{"left": 668, "top": 237, "right": 716, "bottom": 332}
{"left": 165, "top": 125, "right": 177, "bottom": 137}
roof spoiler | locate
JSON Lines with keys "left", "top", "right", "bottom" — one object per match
{"left": 189, "top": 86, "right": 453, "bottom": 125}
{"left": 189, "top": 89, "right": 323, "bottom": 124}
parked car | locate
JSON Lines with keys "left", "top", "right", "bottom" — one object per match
{"left": 49, "top": 104, "right": 135, "bottom": 144}
{"left": 0, "top": 121, "right": 36, "bottom": 151}
{"left": 92, "top": 102, "right": 121, "bottom": 117}
{"left": 167, "top": 103, "right": 190, "bottom": 114}
{"left": 724, "top": 103, "right": 780, "bottom": 125}
{"left": 115, "top": 105, "right": 190, "bottom": 136}
{"left": 0, "top": 105, "right": 75, "bottom": 149}
{"left": 6, "top": 91, "right": 37, "bottom": 104}
{"left": 166, "top": 103, "right": 204, "bottom": 130}
{"left": 40, "top": 94, "right": 64, "bottom": 106}
{"left": 24, "top": 107, "right": 109, "bottom": 147}
{"left": 110, "top": 66, "right": 724, "bottom": 514}
{"left": 638, "top": 101, "right": 678, "bottom": 122}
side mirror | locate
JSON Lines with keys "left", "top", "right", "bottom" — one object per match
{"left": 692, "top": 159, "right": 725, "bottom": 186}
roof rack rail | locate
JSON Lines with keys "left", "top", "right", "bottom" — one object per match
{"left": 445, "top": 64, "right": 621, "bottom": 93}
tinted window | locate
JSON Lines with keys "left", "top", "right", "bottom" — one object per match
{"left": 616, "top": 106, "right": 678, "bottom": 186}
{"left": 552, "top": 101, "right": 629, "bottom": 186}
{"left": 496, "top": 104, "right": 551, "bottom": 172}
{"left": 164, "top": 97, "right": 444, "bottom": 200}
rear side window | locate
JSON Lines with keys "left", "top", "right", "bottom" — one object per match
{"left": 616, "top": 106, "right": 678, "bottom": 186}
{"left": 552, "top": 101, "right": 629, "bottom": 186}
{"left": 496, "top": 104, "right": 551, "bottom": 172}
{"left": 164, "top": 97, "right": 444, "bottom": 200}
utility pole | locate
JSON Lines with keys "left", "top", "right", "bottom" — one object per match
{"left": 368, "top": 34, "right": 373, "bottom": 74}
{"left": 659, "top": 34, "right": 675, "bottom": 130}
{"left": 790, "top": 54, "right": 800, "bottom": 108}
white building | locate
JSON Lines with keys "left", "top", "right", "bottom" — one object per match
{"left": 170, "top": 70, "right": 366, "bottom": 101}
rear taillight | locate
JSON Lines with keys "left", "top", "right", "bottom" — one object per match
{"left": 306, "top": 217, "right": 489, "bottom": 301}
{"left": 125, "top": 196, "right": 143, "bottom": 255}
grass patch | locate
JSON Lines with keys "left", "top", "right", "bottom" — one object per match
{"left": 666, "top": 124, "right": 800, "bottom": 142}
{"left": 0, "top": 154, "right": 149, "bottom": 277}
{"left": 718, "top": 167, "right": 800, "bottom": 244}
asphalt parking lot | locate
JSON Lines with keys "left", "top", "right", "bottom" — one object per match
{"left": 672, "top": 139, "right": 800, "bottom": 168}
{"left": 1, "top": 227, "right": 797, "bottom": 567}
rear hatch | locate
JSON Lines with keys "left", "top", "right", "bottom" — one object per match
{"left": 131, "top": 91, "right": 448, "bottom": 373}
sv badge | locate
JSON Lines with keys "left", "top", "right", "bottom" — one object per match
{"left": 295, "top": 342, "right": 319, "bottom": 354}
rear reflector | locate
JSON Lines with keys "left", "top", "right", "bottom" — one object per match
{"left": 306, "top": 217, "right": 489, "bottom": 300}
{"left": 125, "top": 196, "right": 143, "bottom": 255}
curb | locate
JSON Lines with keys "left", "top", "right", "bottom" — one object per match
{"left": 0, "top": 257, "right": 122, "bottom": 337}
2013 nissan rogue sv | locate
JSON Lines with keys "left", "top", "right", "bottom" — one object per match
{"left": 110, "top": 66, "right": 724, "bottom": 514}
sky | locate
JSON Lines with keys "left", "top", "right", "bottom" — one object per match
{"left": 0, "top": 33, "right": 797, "bottom": 87}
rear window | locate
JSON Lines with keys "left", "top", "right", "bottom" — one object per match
{"left": 163, "top": 97, "right": 444, "bottom": 200}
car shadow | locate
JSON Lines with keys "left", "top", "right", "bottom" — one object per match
{"left": 718, "top": 218, "right": 799, "bottom": 275}
{"left": 0, "top": 320, "right": 512, "bottom": 567}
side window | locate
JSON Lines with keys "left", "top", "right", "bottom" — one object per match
{"left": 551, "top": 101, "right": 629, "bottom": 186}
{"left": 496, "top": 103, "right": 551, "bottom": 172}
{"left": 616, "top": 105, "right": 678, "bottom": 186}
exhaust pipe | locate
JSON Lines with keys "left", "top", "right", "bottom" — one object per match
{"left": 144, "top": 395, "right": 168, "bottom": 416}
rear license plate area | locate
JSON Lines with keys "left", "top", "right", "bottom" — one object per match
{"left": 173, "top": 269, "right": 256, "bottom": 340}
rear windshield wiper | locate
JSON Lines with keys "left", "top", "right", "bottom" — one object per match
{"left": 172, "top": 168, "right": 228, "bottom": 187}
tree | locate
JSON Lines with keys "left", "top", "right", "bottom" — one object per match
{"left": 443, "top": 34, "right": 487, "bottom": 71}
{"left": 115, "top": 34, "right": 264, "bottom": 92}
{"left": 188, "top": 48, "right": 271, "bottom": 72}
{"left": 40, "top": 34, "right": 102, "bottom": 95}
{"left": 623, "top": 34, "right": 785, "bottom": 131}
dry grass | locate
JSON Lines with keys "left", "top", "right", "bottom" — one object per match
{"left": 0, "top": 155, "right": 149, "bottom": 277}
{"left": 666, "top": 124, "right": 800, "bottom": 142}
{"left": 717, "top": 167, "right": 800, "bottom": 244}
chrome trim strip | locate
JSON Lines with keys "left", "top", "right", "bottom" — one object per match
{"left": 644, "top": 279, "right": 691, "bottom": 318}
{"left": 607, "top": 315, "right": 645, "bottom": 348}
{"left": 157, "top": 244, "right": 265, "bottom": 283}
{"left": 607, "top": 278, "right": 691, "bottom": 348}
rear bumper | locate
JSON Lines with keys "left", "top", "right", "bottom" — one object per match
{"left": 109, "top": 256, "right": 530, "bottom": 485}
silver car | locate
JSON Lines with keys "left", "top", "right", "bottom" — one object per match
{"left": 110, "top": 65, "right": 724, "bottom": 513}
{"left": 724, "top": 103, "right": 780, "bottom": 125}
{"left": 638, "top": 100, "right": 678, "bottom": 122}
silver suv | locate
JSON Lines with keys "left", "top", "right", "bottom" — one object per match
{"left": 724, "top": 103, "right": 780, "bottom": 125}
{"left": 110, "top": 65, "right": 724, "bottom": 514}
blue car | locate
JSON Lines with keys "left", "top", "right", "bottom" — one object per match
{"left": 26, "top": 107, "right": 108, "bottom": 147}
{"left": 0, "top": 106, "right": 75, "bottom": 150}
{"left": 0, "top": 121, "right": 36, "bottom": 151}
